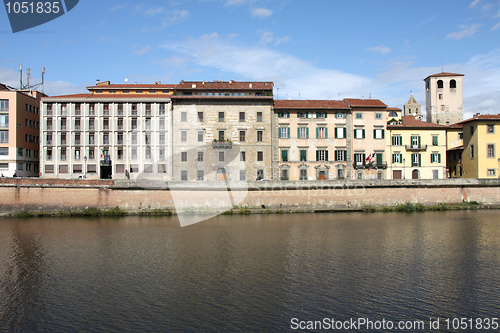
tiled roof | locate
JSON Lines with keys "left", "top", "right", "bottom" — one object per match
{"left": 387, "top": 107, "right": 402, "bottom": 111}
{"left": 171, "top": 95, "right": 272, "bottom": 100}
{"left": 87, "top": 83, "right": 176, "bottom": 90}
{"left": 447, "top": 123, "right": 464, "bottom": 129}
{"left": 458, "top": 114, "right": 500, "bottom": 124}
{"left": 43, "top": 93, "right": 171, "bottom": 100}
{"left": 274, "top": 99, "right": 350, "bottom": 110}
{"left": 176, "top": 81, "right": 273, "bottom": 90}
{"left": 344, "top": 98, "right": 387, "bottom": 108}
{"left": 424, "top": 72, "right": 464, "bottom": 80}
{"left": 388, "top": 116, "right": 449, "bottom": 129}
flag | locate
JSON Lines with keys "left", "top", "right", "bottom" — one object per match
{"left": 366, "top": 152, "right": 375, "bottom": 164}
{"left": 100, "top": 149, "right": 104, "bottom": 159}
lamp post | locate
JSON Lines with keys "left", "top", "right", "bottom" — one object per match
{"left": 403, "top": 158, "right": 406, "bottom": 179}
{"left": 84, "top": 156, "right": 87, "bottom": 179}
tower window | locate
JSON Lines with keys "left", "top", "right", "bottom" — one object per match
{"left": 437, "top": 80, "right": 443, "bottom": 89}
{"left": 450, "top": 79, "right": 457, "bottom": 89}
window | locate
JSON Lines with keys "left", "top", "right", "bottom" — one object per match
{"left": 470, "top": 144, "right": 475, "bottom": 159}
{"left": 60, "top": 118, "right": 66, "bottom": 130}
{"left": 450, "top": 79, "right": 457, "bottom": 89}
{"left": 197, "top": 170, "right": 204, "bottom": 181}
{"left": 373, "top": 129, "right": 385, "bottom": 139}
{"left": 0, "top": 99, "right": 9, "bottom": 111}
{"left": 392, "top": 153, "right": 402, "bottom": 164}
{"left": 181, "top": 112, "right": 187, "bottom": 122}
{"left": 60, "top": 148, "right": 67, "bottom": 161}
{"left": 103, "top": 133, "right": 109, "bottom": 145}
{"left": 335, "top": 150, "right": 346, "bottom": 161}
{"left": 411, "top": 135, "right": 420, "bottom": 148}
{"left": 279, "top": 127, "right": 290, "bottom": 139}
{"left": 281, "top": 149, "right": 288, "bottom": 162}
{"left": 0, "top": 130, "right": 8, "bottom": 143}
{"left": 145, "top": 147, "right": 151, "bottom": 159}
{"left": 103, "top": 118, "right": 109, "bottom": 130}
{"left": 389, "top": 111, "right": 398, "bottom": 117}
{"left": 299, "top": 169, "right": 307, "bottom": 180}
{"left": 197, "top": 112, "right": 204, "bottom": 122}
{"left": 75, "top": 133, "right": 81, "bottom": 145}
{"left": 392, "top": 135, "right": 402, "bottom": 146}
{"left": 487, "top": 144, "right": 495, "bottom": 158}
{"left": 354, "top": 129, "right": 365, "bottom": 139}
{"left": 335, "top": 127, "right": 346, "bottom": 139}
{"left": 103, "top": 103, "right": 109, "bottom": 115}
{"left": 356, "top": 113, "right": 363, "bottom": 119}
{"left": 218, "top": 112, "right": 225, "bottom": 122}
{"left": 181, "top": 170, "right": 188, "bottom": 181}
{"left": 89, "top": 118, "right": 95, "bottom": 130}
{"left": 239, "top": 170, "right": 246, "bottom": 181}
{"left": 257, "top": 112, "right": 263, "bottom": 122}
{"left": 0, "top": 114, "right": 8, "bottom": 127}
{"left": 431, "top": 153, "right": 441, "bottom": 163}
{"left": 17, "top": 148, "right": 23, "bottom": 157}
{"left": 437, "top": 80, "right": 443, "bottom": 89}
{"left": 117, "top": 103, "right": 123, "bottom": 115}
{"left": 239, "top": 112, "right": 245, "bottom": 122}
{"left": 198, "top": 131, "right": 204, "bottom": 142}
{"left": 219, "top": 151, "right": 225, "bottom": 162}
{"left": 131, "top": 103, "right": 137, "bottom": 115}
{"left": 280, "top": 169, "right": 289, "bottom": 181}
{"left": 298, "top": 127, "right": 309, "bottom": 139}
{"left": 298, "top": 112, "right": 308, "bottom": 118}
{"left": 335, "top": 113, "right": 346, "bottom": 119}
{"left": 487, "top": 169, "right": 496, "bottom": 176}
{"left": 257, "top": 130, "right": 263, "bottom": 142}
{"left": 145, "top": 103, "right": 152, "bottom": 115}
{"left": 0, "top": 147, "right": 7, "bottom": 155}
{"left": 439, "top": 94, "right": 443, "bottom": 100}
{"left": 411, "top": 153, "right": 421, "bottom": 167}
{"left": 487, "top": 124, "right": 495, "bottom": 133}
{"left": 354, "top": 153, "right": 365, "bottom": 166}
{"left": 470, "top": 125, "right": 475, "bottom": 135}
{"left": 316, "top": 127, "right": 327, "bottom": 139}
{"left": 197, "top": 151, "right": 204, "bottom": 162}
{"left": 239, "top": 131, "right": 246, "bottom": 142}
{"left": 60, "top": 133, "right": 67, "bottom": 145}
{"left": 375, "top": 113, "right": 382, "bottom": 119}
{"left": 75, "top": 149, "right": 81, "bottom": 160}
{"left": 432, "top": 135, "right": 439, "bottom": 146}
{"left": 316, "top": 150, "right": 328, "bottom": 161}
{"left": 278, "top": 112, "right": 290, "bottom": 118}
{"left": 218, "top": 131, "right": 224, "bottom": 141}
{"left": 131, "top": 147, "right": 137, "bottom": 159}
{"left": 181, "top": 151, "right": 187, "bottom": 162}
{"left": 240, "top": 151, "right": 246, "bottom": 161}
{"left": 181, "top": 131, "right": 187, "bottom": 142}
{"left": 257, "top": 169, "right": 264, "bottom": 180}
{"left": 317, "top": 112, "right": 326, "bottom": 119}
{"left": 300, "top": 150, "right": 307, "bottom": 161}
{"left": 257, "top": 151, "right": 263, "bottom": 161}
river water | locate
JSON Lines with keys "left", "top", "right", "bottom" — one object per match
{"left": 1, "top": 210, "right": 499, "bottom": 332}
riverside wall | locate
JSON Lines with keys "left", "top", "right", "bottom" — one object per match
{"left": 1, "top": 178, "right": 500, "bottom": 213}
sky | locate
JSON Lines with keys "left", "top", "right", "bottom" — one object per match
{"left": 1, "top": 0, "right": 500, "bottom": 119}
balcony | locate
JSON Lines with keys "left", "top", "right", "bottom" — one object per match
{"left": 212, "top": 141, "right": 233, "bottom": 149}
{"left": 405, "top": 145, "right": 427, "bottom": 151}
{"left": 353, "top": 161, "right": 388, "bottom": 169}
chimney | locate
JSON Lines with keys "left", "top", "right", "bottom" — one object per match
{"left": 249, "top": 83, "right": 253, "bottom": 88}
{"left": 192, "top": 84, "right": 196, "bottom": 88}
{"left": 96, "top": 79, "right": 100, "bottom": 85}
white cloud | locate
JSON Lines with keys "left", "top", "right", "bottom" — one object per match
{"left": 250, "top": 7, "right": 273, "bottom": 18}
{"left": 163, "top": 9, "right": 189, "bottom": 26}
{"left": 468, "top": 0, "right": 481, "bottom": 8}
{"left": 259, "top": 31, "right": 274, "bottom": 44}
{"left": 224, "top": 0, "right": 247, "bottom": 6}
{"left": 143, "top": 6, "right": 166, "bottom": 17}
{"left": 368, "top": 45, "right": 391, "bottom": 55}
{"left": 109, "top": 4, "right": 126, "bottom": 12}
{"left": 446, "top": 24, "right": 481, "bottom": 40}
{"left": 133, "top": 45, "right": 152, "bottom": 56}
{"left": 492, "top": 22, "right": 500, "bottom": 30}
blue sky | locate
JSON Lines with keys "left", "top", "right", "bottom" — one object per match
{"left": 1, "top": 0, "right": 500, "bottom": 119}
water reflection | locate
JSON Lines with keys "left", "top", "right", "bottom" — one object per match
{"left": 0, "top": 225, "right": 47, "bottom": 332}
{"left": 0, "top": 211, "right": 499, "bottom": 331}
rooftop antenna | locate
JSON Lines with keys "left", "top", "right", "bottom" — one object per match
{"left": 19, "top": 64, "right": 45, "bottom": 92}
{"left": 442, "top": 59, "right": 444, "bottom": 73}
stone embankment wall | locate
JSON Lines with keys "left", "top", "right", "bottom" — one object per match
{"left": 1, "top": 178, "right": 500, "bottom": 213}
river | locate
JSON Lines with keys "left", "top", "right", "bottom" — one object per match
{"left": 1, "top": 210, "right": 499, "bottom": 332}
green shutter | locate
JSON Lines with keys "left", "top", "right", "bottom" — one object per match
{"left": 382, "top": 129, "right": 385, "bottom": 139}
{"left": 343, "top": 128, "right": 346, "bottom": 139}
{"left": 363, "top": 153, "right": 366, "bottom": 164}
{"left": 316, "top": 128, "right": 319, "bottom": 138}
{"left": 325, "top": 128, "right": 328, "bottom": 139}
{"left": 392, "top": 154, "right": 396, "bottom": 163}
{"left": 324, "top": 113, "right": 327, "bottom": 118}
{"left": 325, "top": 150, "right": 329, "bottom": 161}
{"left": 278, "top": 128, "right": 282, "bottom": 138}
{"left": 418, "top": 136, "right": 421, "bottom": 147}
{"left": 376, "top": 153, "right": 382, "bottom": 165}
{"left": 316, "top": 112, "right": 320, "bottom": 118}
{"left": 316, "top": 150, "right": 319, "bottom": 161}
{"left": 301, "top": 150, "right": 307, "bottom": 161}
{"left": 306, "top": 128, "right": 309, "bottom": 138}
{"left": 297, "top": 128, "right": 300, "bottom": 139}
{"left": 362, "top": 129, "right": 365, "bottom": 139}
{"left": 418, "top": 154, "right": 422, "bottom": 167}
{"left": 373, "top": 129, "right": 377, "bottom": 139}
{"left": 334, "top": 128, "right": 338, "bottom": 139}
{"left": 392, "top": 136, "right": 395, "bottom": 145}
{"left": 282, "top": 150, "right": 288, "bottom": 161}
{"left": 334, "top": 150, "right": 338, "bottom": 161}
{"left": 438, "top": 154, "right": 441, "bottom": 163}
{"left": 287, "top": 128, "right": 290, "bottom": 138}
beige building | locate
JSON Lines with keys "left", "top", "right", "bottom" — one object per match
{"left": 459, "top": 114, "right": 500, "bottom": 178}
{"left": 404, "top": 94, "right": 422, "bottom": 120}
{"left": 274, "top": 100, "right": 351, "bottom": 180}
{"left": 40, "top": 81, "right": 175, "bottom": 179}
{"left": 171, "top": 81, "right": 274, "bottom": 182}
{"left": 0, "top": 83, "right": 45, "bottom": 177}
{"left": 387, "top": 115, "right": 448, "bottom": 179}
{"left": 425, "top": 72, "right": 464, "bottom": 125}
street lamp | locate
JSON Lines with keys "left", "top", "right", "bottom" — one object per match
{"left": 403, "top": 158, "right": 406, "bottom": 179}
{"left": 84, "top": 156, "right": 87, "bottom": 179}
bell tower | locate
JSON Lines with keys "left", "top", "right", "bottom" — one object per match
{"left": 424, "top": 72, "right": 464, "bottom": 125}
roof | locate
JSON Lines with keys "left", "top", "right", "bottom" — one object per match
{"left": 176, "top": 81, "right": 273, "bottom": 90}
{"left": 458, "top": 114, "right": 500, "bottom": 124}
{"left": 447, "top": 123, "right": 464, "bottom": 129}
{"left": 406, "top": 94, "right": 418, "bottom": 105}
{"left": 387, "top": 107, "right": 402, "bottom": 111}
{"left": 344, "top": 98, "right": 387, "bottom": 108}
{"left": 43, "top": 93, "right": 171, "bottom": 100}
{"left": 447, "top": 145, "right": 464, "bottom": 152}
{"left": 87, "top": 83, "right": 176, "bottom": 90}
{"left": 274, "top": 99, "right": 350, "bottom": 110}
{"left": 424, "top": 72, "right": 464, "bottom": 80}
{"left": 388, "top": 116, "right": 449, "bottom": 129}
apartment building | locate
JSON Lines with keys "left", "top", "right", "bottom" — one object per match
{"left": 274, "top": 99, "right": 351, "bottom": 180}
{"left": 387, "top": 115, "right": 448, "bottom": 179}
{"left": 446, "top": 123, "right": 464, "bottom": 178}
{"left": 40, "top": 81, "right": 175, "bottom": 179}
{"left": 459, "top": 114, "right": 500, "bottom": 178}
{"left": 171, "top": 80, "right": 274, "bottom": 182}
{"left": 0, "top": 83, "right": 44, "bottom": 177}
{"left": 345, "top": 98, "right": 388, "bottom": 180}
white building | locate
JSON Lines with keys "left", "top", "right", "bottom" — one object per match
{"left": 424, "top": 72, "right": 464, "bottom": 125}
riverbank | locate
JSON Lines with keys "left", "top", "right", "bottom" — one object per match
{"left": 1, "top": 178, "right": 500, "bottom": 217}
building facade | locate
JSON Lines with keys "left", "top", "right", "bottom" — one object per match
{"left": 171, "top": 81, "right": 274, "bottom": 182}
{"left": 0, "top": 83, "right": 44, "bottom": 177}
{"left": 274, "top": 100, "right": 351, "bottom": 180}
{"left": 460, "top": 115, "right": 500, "bottom": 178}
{"left": 387, "top": 115, "right": 448, "bottom": 179}
{"left": 40, "top": 81, "right": 175, "bottom": 179}
{"left": 425, "top": 72, "right": 464, "bottom": 125}
{"left": 404, "top": 94, "right": 422, "bottom": 120}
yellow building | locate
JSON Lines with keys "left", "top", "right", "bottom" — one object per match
{"left": 459, "top": 114, "right": 500, "bottom": 178}
{"left": 387, "top": 116, "right": 447, "bottom": 179}
{"left": 445, "top": 123, "right": 464, "bottom": 177}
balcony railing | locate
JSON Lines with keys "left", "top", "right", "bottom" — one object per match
{"left": 212, "top": 141, "right": 233, "bottom": 149}
{"left": 353, "top": 161, "right": 388, "bottom": 169}
{"left": 405, "top": 144, "right": 427, "bottom": 151}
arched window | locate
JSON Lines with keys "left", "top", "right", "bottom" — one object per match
{"left": 437, "top": 80, "right": 443, "bottom": 89}
{"left": 450, "top": 79, "right": 457, "bottom": 88}
{"left": 389, "top": 111, "right": 398, "bottom": 117}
